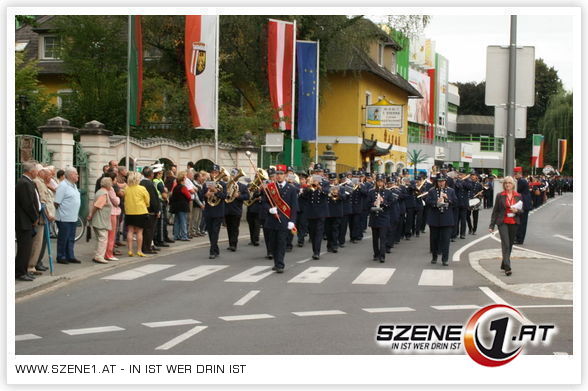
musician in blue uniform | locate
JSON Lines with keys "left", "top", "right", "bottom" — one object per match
{"left": 325, "top": 173, "right": 347, "bottom": 253}
{"left": 246, "top": 186, "right": 262, "bottom": 247}
{"left": 199, "top": 164, "right": 227, "bottom": 259}
{"left": 453, "top": 169, "right": 471, "bottom": 240}
{"left": 385, "top": 175, "right": 401, "bottom": 253}
{"left": 338, "top": 173, "right": 353, "bottom": 248}
{"left": 368, "top": 174, "right": 394, "bottom": 263}
{"left": 263, "top": 168, "right": 276, "bottom": 259}
{"left": 261, "top": 164, "right": 298, "bottom": 273}
{"left": 425, "top": 174, "right": 457, "bottom": 266}
{"left": 349, "top": 170, "right": 363, "bottom": 243}
{"left": 285, "top": 166, "right": 300, "bottom": 252}
{"left": 300, "top": 163, "right": 330, "bottom": 260}
{"left": 403, "top": 177, "right": 417, "bottom": 240}
{"left": 514, "top": 166, "right": 532, "bottom": 244}
{"left": 466, "top": 171, "right": 484, "bottom": 235}
{"left": 360, "top": 173, "right": 374, "bottom": 237}
{"left": 296, "top": 173, "right": 309, "bottom": 247}
{"left": 224, "top": 169, "right": 250, "bottom": 252}
{"left": 419, "top": 171, "right": 433, "bottom": 234}
{"left": 394, "top": 176, "right": 408, "bottom": 244}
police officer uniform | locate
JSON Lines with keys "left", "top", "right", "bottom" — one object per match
{"left": 300, "top": 163, "right": 330, "bottom": 259}
{"left": 199, "top": 164, "right": 227, "bottom": 259}
{"left": 224, "top": 172, "right": 250, "bottom": 251}
{"left": 425, "top": 174, "right": 458, "bottom": 266}
{"left": 349, "top": 170, "right": 364, "bottom": 243}
{"left": 368, "top": 175, "right": 394, "bottom": 262}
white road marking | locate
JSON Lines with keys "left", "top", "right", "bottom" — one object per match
{"left": 418, "top": 270, "right": 453, "bottom": 286}
{"left": 219, "top": 314, "right": 275, "bottom": 321}
{"left": 352, "top": 268, "right": 396, "bottom": 285}
{"left": 15, "top": 334, "right": 42, "bottom": 341}
{"left": 62, "top": 326, "right": 125, "bottom": 336}
{"left": 225, "top": 266, "right": 273, "bottom": 282}
{"left": 553, "top": 234, "right": 573, "bottom": 242}
{"left": 155, "top": 325, "right": 207, "bottom": 351}
{"left": 452, "top": 232, "right": 493, "bottom": 262}
{"left": 362, "top": 307, "right": 415, "bottom": 313}
{"left": 479, "top": 286, "right": 534, "bottom": 325}
{"left": 292, "top": 310, "right": 346, "bottom": 317}
{"left": 488, "top": 235, "right": 572, "bottom": 264}
{"left": 102, "top": 264, "right": 175, "bottom": 280}
{"left": 296, "top": 251, "right": 327, "bottom": 264}
{"left": 142, "top": 319, "right": 201, "bottom": 328}
{"left": 164, "top": 265, "right": 228, "bottom": 282}
{"left": 233, "top": 290, "right": 260, "bottom": 306}
{"left": 432, "top": 305, "right": 481, "bottom": 310}
{"left": 288, "top": 266, "right": 339, "bottom": 284}
{"left": 515, "top": 304, "right": 573, "bottom": 309}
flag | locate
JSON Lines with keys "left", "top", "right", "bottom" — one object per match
{"left": 296, "top": 41, "right": 318, "bottom": 141}
{"left": 267, "top": 19, "right": 295, "bottom": 131}
{"left": 128, "top": 15, "right": 143, "bottom": 126}
{"left": 558, "top": 139, "right": 568, "bottom": 172}
{"left": 531, "top": 134, "right": 545, "bottom": 168}
{"left": 185, "top": 15, "right": 218, "bottom": 129}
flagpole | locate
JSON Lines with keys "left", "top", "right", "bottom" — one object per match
{"left": 125, "top": 15, "right": 132, "bottom": 171}
{"left": 290, "top": 19, "right": 297, "bottom": 168}
{"left": 214, "top": 15, "right": 220, "bottom": 163}
{"left": 314, "top": 39, "right": 320, "bottom": 164}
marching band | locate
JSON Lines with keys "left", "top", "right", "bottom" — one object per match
{"left": 190, "top": 158, "right": 503, "bottom": 272}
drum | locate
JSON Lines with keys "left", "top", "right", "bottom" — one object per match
{"left": 468, "top": 198, "right": 481, "bottom": 210}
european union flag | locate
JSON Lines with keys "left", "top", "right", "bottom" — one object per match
{"left": 296, "top": 41, "right": 318, "bottom": 141}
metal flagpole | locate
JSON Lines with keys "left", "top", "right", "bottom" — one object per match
{"left": 315, "top": 40, "right": 320, "bottom": 164}
{"left": 290, "top": 20, "right": 297, "bottom": 167}
{"left": 125, "top": 15, "right": 131, "bottom": 171}
{"left": 214, "top": 15, "right": 220, "bottom": 163}
{"left": 504, "top": 15, "right": 517, "bottom": 176}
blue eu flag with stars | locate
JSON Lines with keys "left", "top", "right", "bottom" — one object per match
{"left": 296, "top": 41, "right": 318, "bottom": 141}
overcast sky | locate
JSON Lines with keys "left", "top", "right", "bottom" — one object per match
{"left": 424, "top": 15, "right": 574, "bottom": 91}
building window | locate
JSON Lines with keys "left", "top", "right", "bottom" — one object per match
{"left": 390, "top": 51, "right": 397, "bottom": 74}
{"left": 378, "top": 43, "right": 384, "bottom": 67}
{"left": 365, "top": 91, "right": 371, "bottom": 107}
{"left": 56, "top": 89, "right": 72, "bottom": 109}
{"left": 40, "top": 35, "right": 61, "bottom": 60}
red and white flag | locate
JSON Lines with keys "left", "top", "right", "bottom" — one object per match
{"left": 267, "top": 19, "right": 295, "bottom": 131}
{"left": 185, "top": 15, "right": 218, "bottom": 129}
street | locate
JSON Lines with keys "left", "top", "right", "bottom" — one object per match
{"left": 15, "top": 193, "right": 573, "bottom": 355}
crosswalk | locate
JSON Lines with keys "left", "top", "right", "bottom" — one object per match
{"left": 101, "top": 263, "right": 455, "bottom": 287}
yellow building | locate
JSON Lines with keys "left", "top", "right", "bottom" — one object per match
{"left": 318, "top": 37, "right": 421, "bottom": 174}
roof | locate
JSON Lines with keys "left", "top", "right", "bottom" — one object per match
{"left": 327, "top": 48, "right": 422, "bottom": 98}
{"left": 360, "top": 138, "right": 392, "bottom": 157}
{"left": 456, "top": 115, "right": 494, "bottom": 135}
{"left": 15, "top": 15, "right": 65, "bottom": 75}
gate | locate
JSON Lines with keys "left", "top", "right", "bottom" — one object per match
{"left": 15, "top": 135, "right": 52, "bottom": 181}
{"left": 74, "top": 142, "right": 90, "bottom": 219}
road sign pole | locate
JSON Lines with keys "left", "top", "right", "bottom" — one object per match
{"left": 505, "top": 15, "right": 517, "bottom": 176}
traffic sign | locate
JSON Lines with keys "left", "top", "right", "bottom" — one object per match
{"left": 485, "top": 46, "right": 535, "bottom": 107}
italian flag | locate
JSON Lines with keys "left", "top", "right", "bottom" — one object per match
{"left": 128, "top": 15, "right": 143, "bottom": 127}
{"left": 531, "top": 134, "right": 544, "bottom": 168}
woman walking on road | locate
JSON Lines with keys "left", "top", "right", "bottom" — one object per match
{"left": 123, "top": 171, "right": 150, "bottom": 257}
{"left": 87, "top": 177, "right": 113, "bottom": 264}
{"left": 489, "top": 176, "right": 522, "bottom": 276}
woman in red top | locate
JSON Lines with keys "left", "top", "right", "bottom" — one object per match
{"left": 489, "top": 176, "right": 522, "bottom": 276}
{"left": 169, "top": 171, "right": 192, "bottom": 241}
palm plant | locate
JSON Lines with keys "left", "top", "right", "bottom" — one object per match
{"left": 408, "top": 149, "right": 428, "bottom": 179}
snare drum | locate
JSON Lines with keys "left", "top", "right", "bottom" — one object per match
{"left": 468, "top": 198, "right": 481, "bottom": 210}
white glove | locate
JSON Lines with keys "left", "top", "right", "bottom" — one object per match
{"left": 287, "top": 222, "right": 295, "bottom": 230}
{"left": 269, "top": 207, "right": 278, "bottom": 215}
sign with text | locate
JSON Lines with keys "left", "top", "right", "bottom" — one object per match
{"left": 366, "top": 104, "right": 403, "bottom": 128}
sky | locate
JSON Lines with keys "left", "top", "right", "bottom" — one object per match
{"left": 423, "top": 15, "right": 574, "bottom": 91}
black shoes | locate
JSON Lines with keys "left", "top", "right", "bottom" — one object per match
{"left": 209, "top": 254, "right": 217, "bottom": 259}
{"left": 431, "top": 257, "right": 437, "bottom": 264}
{"left": 460, "top": 235, "right": 466, "bottom": 239}
{"left": 68, "top": 258, "right": 82, "bottom": 264}
{"left": 226, "top": 246, "right": 236, "bottom": 252}
{"left": 36, "top": 264, "right": 49, "bottom": 272}
{"left": 312, "top": 254, "right": 320, "bottom": 260}
{"left": 272, "top": 266, "right": 277, "bottom": 271}
{"left": 379, "top": 258, "right": 385, "bottom": 263}
{"left": 276, "top": 268, "right": 284, "bottom": 273}
{"left": 450, "top": 238, "right": 456, "bottom": 242}
{"left": 385, "top": 248, "right": 392, "bottom": 254}
{"left": 266, "top": 254, "right": 273, "bottom": 260}
{"left": 505, "top": 270, "right": 512, "bottom": 276}
{"left": 339, "top": 243, "right": 345, "bottom": 248}
{"left": 57, "top": 259, "right": 69, "bottom": 265}
{"left": 442, "top": 259, "right": 449, "bottom": 266}
{"left": 17, "top": 274, "right": 34, "bottom": 281}
{"left": 156, "top": 242, "right": 170, "bottom": 247}
{"left": 164, "top": 238, "right": 175, "bottom": 243}
{"left": 297, "top": 242, "right": 304, "bottom": 247}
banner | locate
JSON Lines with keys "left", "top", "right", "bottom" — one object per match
{"left": 185, "top": 15, "right": 218, "bottom": 129}
{"left": 268, "top": 19, "right": 295, "bottom": 131}
{"left": 296, "top": 41, "right": 318, "bottom": 141}
{"left": 558, "top": 139, "right": 568, "bottom": 172}
{"left": 531, "top": 134, "right": 545, "bottom": 168}
{"left": 408, "top": 68, "right": 431, "bottom": 124}
{"left": 128, "top": 15, "right": 143, "bottom": 126}
{"left": 435, "top": 54, "right": 449, "bottom": 136}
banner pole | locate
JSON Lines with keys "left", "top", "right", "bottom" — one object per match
{"left": 290, "top": 20, "right": 297, "bottom": 167}
{"left": 214, "top": 15, "right": 220, "bottom": 164}
{"left": 125, "top": 15, "right": 131, "bottom": 171}
{"left": 315, "top": 40, "right": 320, "bottom": 164}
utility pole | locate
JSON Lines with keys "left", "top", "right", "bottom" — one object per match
{"left": 505, "top": 15, "right": 517, "bottom": 176}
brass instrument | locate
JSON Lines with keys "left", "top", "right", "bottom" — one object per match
{"left": 207, "top": 167, "right": 229, "bottom": 207}
{"left": 225, "top": 168, "right": 246, "bottom": 204}
{"left": 244, "top": 168, "right": 269, "bottom": 207}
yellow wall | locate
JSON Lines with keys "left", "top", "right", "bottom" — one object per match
{"left": 39, "top": 75, "right": 70, "bottom": 105}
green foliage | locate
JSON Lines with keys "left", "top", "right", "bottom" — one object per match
{"left": 53, "top": 15, "right": 128, "bottom": 132}
{"left": 15, "top": 52, "right": 57, "bottom": 135}
{"left": 453, "top": 81, "right": 492, "bottom": 116}
{"left": 539, "top": 92, "right": 573, "bottom": 174}
{"left": 408, "top": 149, "right": 428, "bottom": 179}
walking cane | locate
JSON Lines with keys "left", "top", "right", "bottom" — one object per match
{"left": 41, "top": 205, "right": 54, "bottom": 276}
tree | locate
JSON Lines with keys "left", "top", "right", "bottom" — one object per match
{"left": 539, "top": 92, "right": 572, "bottom": 174}
{"left": 453, "top": 81, "right": 492, "bottom": 116}
{"left": 407, "top": 149, "right": 428, "bottom": 179}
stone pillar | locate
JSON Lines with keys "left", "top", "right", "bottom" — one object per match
{"left": 79, "top": 120, "right": 113, "bottom": 201}
{"left": 38, "top": 117, "right": 77, "bottom": 170}
{"left": 319, "top": 144, "right": 338, "bottom": 173}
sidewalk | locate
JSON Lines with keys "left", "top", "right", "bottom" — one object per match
{"left": 15, "top": 221, "right": 251, "bottom": 299}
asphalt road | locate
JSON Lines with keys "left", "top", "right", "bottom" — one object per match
{"left": 15, "top": 193, "right": 574, "bottom": 355}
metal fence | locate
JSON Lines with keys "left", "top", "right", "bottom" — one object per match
{"left": 74, "top": 142, "right": 90, "bottom": 219}
{"left": 15, "top": 135, "right": 52, "bottom": 182}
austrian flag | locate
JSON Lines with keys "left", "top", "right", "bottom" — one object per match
{"left": 267, "top": 19, "right": 295, "bottom": 131}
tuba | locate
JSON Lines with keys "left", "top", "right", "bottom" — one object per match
{"left": 225, "top": 168, "right": 246, "bottom": 204}
{"left": 207, "top": 167, "right": 229, "bottom": 207}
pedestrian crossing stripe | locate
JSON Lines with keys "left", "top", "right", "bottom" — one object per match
{"left": 101, "top": 264, "right": 454, "bottom": 286}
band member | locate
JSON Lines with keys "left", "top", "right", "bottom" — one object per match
{"left": 300, "top": 163, "right": 330, "bottom": 259}
{"left": 466, "top": 171, "right": 484, "bottom": 235}
{"left": 285, "top": 167, "right": 299, "bottom": 252}
{"left": 263, "top": 168, "right": 276, "bottom": 259}
{"left": 261, "top": 164, "right": 298, "bottom": 273}
{"left": 199, "top": 164, "right": 227, "bottom": 259}
{"left": 224, "top": 168, "right": 250, "bottom": 252}
{"left": 325, "top": 173, "right": 347, "bottom": 253}
{"left": 296, "top": 173, "right": 309, "bottom": 247}
{"left": 426, "top": 174, "right": 457, "bottom": 266}
{"left": 360, "top": 172, "right": 374, "bottom": 237}
{"left": 453, "top": 169, "right": 471, "bottom": 240}
{"left": 394, "top": 176, "right": 407, "bottom": 244}
{"left": 369, "top": 174, "right": 394, "bottom": 263}
{"left": 419, "top": 172, "right": 434, "bottom": 234}
{"left": 513, "top": 167, "right": 532, "bottom": 244}
{"left": 338, "top": 173, "right": 353, "bottom": 248}
{"left": 483, "top": 175, "right": 494, "bottom": 209}
{"left": 349, "top": 170, "right": 364, "bottom": 243}
{"left": 246, "top": 185, "right": 262, "bottom": 247}
{"left": 403, "top": 177, "right": 417, "bottom": 240}
{"left": 385, "top": 175, "right": 401, "bottom": 253}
